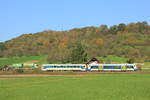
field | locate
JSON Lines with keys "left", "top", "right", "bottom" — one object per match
{"left": 0, "top": 55, "right": 127, "bottom": 66}
{"left": 1, "top": 55, "right": 150, "bottom": 70}
{"left": 98, "top": 56, "right": 127, "bottom": 63}
{"left": 0, "top": 74, "right": 150, "bottom": 100}
{"left": 0, "top": 55, "right": 150, "bottom": 100}
{"left": 0, "top": 56, "right": 48, "bottom": 66}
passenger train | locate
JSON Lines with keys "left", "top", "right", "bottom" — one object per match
{"left": 41, "top": 64, "right": 137, "bottom": 72}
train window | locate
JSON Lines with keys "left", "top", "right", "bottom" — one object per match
{"left": 103, "top": 66, "right": 113, "bottom": 69}
{"left": 126, "top": 66, "right": 134, "bottom": 68}
{"left": 44, "top": 66, "right": 49, "bottom": 69}
{"left": 74, "top": 66, "right": 77, "bottom": 68}
{"left": 48, "top": 66, "right": 52, "bottom": 68}
{"left": 67, "top": 66, "right": 70, "bottom": 68}
{"left": 113, "top": 66, "right": 121, "bottom": 69}
{"left": 62, "top": 66, "right": 65, "bottom": 68}
{"left": 91, "top": 66, "right": 99, "bottom": 69}
{"left": 69, "top": 66, "right": 72, "bottom": 68}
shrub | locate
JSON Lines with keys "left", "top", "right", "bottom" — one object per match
{"left": 14, "top": 69, "right": 24, "bottom": 73}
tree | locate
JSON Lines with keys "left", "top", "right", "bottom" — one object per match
{"left": 0, "top": 43, "right": 7, "bottom": 51}
{"left": 109, "top": 25, "right": 118, "bottom": 34}
{"left": 47, "top": 48, "right": 70, "bottom": 63}
{"left": 127, "top": 58, "right": 135, "bottom": 64}
{"left": 118, "top": 23, "right": 126, "bottom": 32}
{"left": 98, "top": 24, "right": 108, "bottom": 33}
{"left": 1, "top": 21, "right": 150, "bottom": 60}
{"left": 70, "top": 42, "right": 87, "bottom": 64}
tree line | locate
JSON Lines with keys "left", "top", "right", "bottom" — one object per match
{"left": 0, "top": 21, "right": 150, "bottom": 63}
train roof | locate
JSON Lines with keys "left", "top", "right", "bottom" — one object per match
{"left": 42, "top": 64, "right": 135, "bottom": 66}
{"left": 42, "top": 64, "right": 85, "bottom": 66}
{"left": 90, "top": 64, "right": 136, "bottom": 66}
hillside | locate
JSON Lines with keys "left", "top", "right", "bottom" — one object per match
{"left": 0, "top": 21, "right": 150, "bottom": 63}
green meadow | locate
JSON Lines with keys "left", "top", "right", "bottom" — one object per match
{"left": 0, "top": 74, "right": 150, "bottom": 100}
{"left": 0, "top": 55, "right": 128, "bottom": 66}
{"left": 1, "top": 55, "right": 150, "bottom": 71}
{"left": 0, "top": 56, "right": 48, "bottom": 66}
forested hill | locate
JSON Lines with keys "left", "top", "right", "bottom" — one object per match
{"left": 0, "top": 21, "right": 150, "bottom": 63}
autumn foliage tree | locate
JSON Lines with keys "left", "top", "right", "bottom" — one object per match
{"left": 1, "top": 21, "right": 150, "bottom": 63}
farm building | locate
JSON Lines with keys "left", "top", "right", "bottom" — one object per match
{"left": 86, "top": 57, "right": 100, "bottom": 65}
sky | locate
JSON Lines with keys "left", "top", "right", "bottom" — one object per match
{"left": 0, "top": 0, "right": 150, "bottom": 42}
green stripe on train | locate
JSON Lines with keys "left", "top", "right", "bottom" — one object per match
{"left": 122, "top": 66, "right": 126, "bottom": 71}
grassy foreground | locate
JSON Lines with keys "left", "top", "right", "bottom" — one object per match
{"left": 0, "top": 74, "right": 150, "bottom": 100}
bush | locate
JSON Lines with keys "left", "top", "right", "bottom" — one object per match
{"left": 136, "top": 65, "right": 142, "bottom": 71}
{"left": 14, "top": 69, "right": 24, "bottom": 73}
{"left": 127, "top": 58, "right": 135, "bottom": 64}
{"left": 32, "top": 68, "right": 42, "bottom": 73}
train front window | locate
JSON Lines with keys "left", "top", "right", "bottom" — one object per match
{"left": 126, "top": 66, "right": 134, "bottom": 69}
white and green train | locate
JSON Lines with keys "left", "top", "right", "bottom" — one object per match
{"left": 11, "top": 63, "right": 38, "bottom": 69}
{"left": 41, "top": 64, "right": 137, "bottom": 72}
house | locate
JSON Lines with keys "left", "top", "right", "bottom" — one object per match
{"left": 86, "top": 57, "right": 100, "bottom": 65}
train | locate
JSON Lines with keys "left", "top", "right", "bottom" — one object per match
{"left": 41, "top": 64, "right": 137, "bottom": 72}
{"left": 11, "top": 63, "right": 38, "bottom": 69}
{"left": 10, "top": 63, "right": 137, "bottom": 72}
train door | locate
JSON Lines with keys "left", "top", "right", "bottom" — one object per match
{"left": 85, "top": 64, "right": 91, "bottom": 71}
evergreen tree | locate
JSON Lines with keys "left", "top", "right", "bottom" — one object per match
{"left": 70, "top": 42, "right": 87, "bottom": 64}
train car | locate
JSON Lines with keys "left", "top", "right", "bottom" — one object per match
{"left": 11, "top": 63, "right": 38, "bottom": 69}
{"left": 42, "top": 64, "right": 86, "bottom": 71}
{"left": 41, "top": 64, "right": 137, "bottom": 72}
{"left": 89, "top": 64, "right": 137, "bottom": 71}
{"left": 12, "top": 64, "right": 23, "bottom": 68}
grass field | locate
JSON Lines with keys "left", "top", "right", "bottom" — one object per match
{"left": 98, "top": 56, "right": 127, "bottom": 63}
{"left": 0, "top": 56, "right": 48, "bottom": 66}
{"left": 0, "top": 55, "right": 150, "bottom": 71}
{"left": 0, "top": 55, "right": 127, "bottom": 67}
{"left": 0, "top": 74, "right": 150, "bottom": 100}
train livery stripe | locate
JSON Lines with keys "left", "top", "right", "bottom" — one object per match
{"left": 41, "top": 64, "right": 137, "bottom": 71}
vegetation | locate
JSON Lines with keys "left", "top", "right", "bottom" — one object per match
{"left": 0, "top": 56, "right": 47, "bottom": 66}
{"left": 98, "top": 56, "right": 127, "bottom": 63}
{"left": 1, "top": 21, "right": 150, "bottom": 100}
{"left": 69, "top": 42, "right": 87, "bottom": 63}
{"left": 0, "top": 21, "right": 150, "bottom": 63}
{"left": 0, "top": 55, "right": 128, "bottom": 67}
{"left": 0, "top": 74, "right": 150, "bottom": 100}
